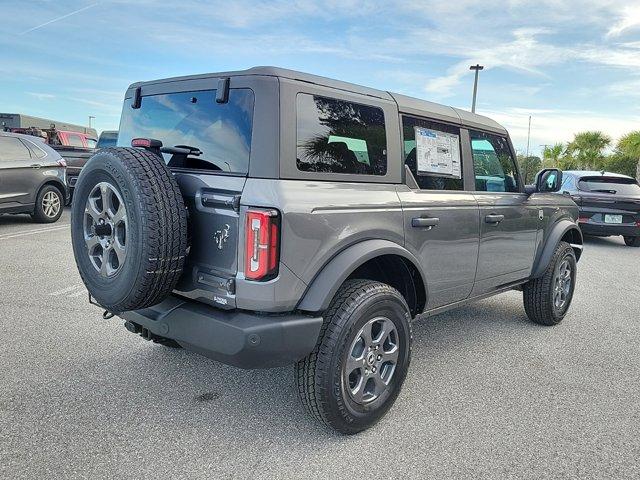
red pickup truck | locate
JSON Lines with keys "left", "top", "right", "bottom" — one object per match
{"left": 9, "top": 127, "right": 97, "bottom": 196}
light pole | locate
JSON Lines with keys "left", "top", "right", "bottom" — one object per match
{"left": 88, "top": 115, "right": 95, "bottom": 129}
{"left": 469, "top": 64, "right": 484, "bottom": 113}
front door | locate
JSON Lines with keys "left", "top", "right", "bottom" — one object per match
{"left": 468, "top": 130, "right": 538, "bottom": 294}
{"left": 398, "top": 116, "right": 480, "bottom": 310}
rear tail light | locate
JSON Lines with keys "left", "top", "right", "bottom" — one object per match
{"left": 56, "top": 158, "right": 67, "bottom": 167}
{"left": 245, "top": 208, "right": 280, "bottom": 281}
{"left": 578, "top": 216, "right": 590, "bottom": 223}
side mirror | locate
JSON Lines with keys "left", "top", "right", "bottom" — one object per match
{"left": 526, "top": 168, "right": 563, "bottom": 194}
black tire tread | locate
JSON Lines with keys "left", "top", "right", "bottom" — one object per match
{"left": 295, "top": 279, "right": 411, "bottom": 432}
{"left": 623, "top": 236, "right": 640, "bottom": 247}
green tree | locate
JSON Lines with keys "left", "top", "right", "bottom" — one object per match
{"left": 604, "top": 152, "right": 638, "bottom": 178}
{"left": 541, "top": 143, "right": 565, "bottom": 168}
{"left": 517, "top": 155, "right": 542, "bottom": 183}
{"left": 565, "top": 131, "right": 611, "bottom": 170}
{"left": 615, "top": 131, "right": 640, "bottom": 180}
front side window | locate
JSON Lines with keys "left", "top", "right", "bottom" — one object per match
{"left": 118, "top": 89, "right": 254, "bottom": 174}
{"left": 470, "top": 131, "right": 519, "bottom": 193}
{"left": 0, "top": 136, "right": 32, "bottom": 161}
{"left": 402, "top": 116, "right": 463, "bottom": 191}
{"left": 296, "top": 94, "right": 387, "bottom": 175}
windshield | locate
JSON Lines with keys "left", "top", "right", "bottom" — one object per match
{"left": 97, "top": 132, "right": 118, "bottom": 148}
{"left": 578, "top": 177, "right": 640, "bottom": 196}
{"left": 118, "top": 88, "right": 254, "bottom": 174}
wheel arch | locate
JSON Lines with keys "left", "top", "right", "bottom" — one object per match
{"left": 296, "top": 239, "right": 428, "bottom": 316}
{"left": 531, "top": 219, "right": 583, "bottom": 278}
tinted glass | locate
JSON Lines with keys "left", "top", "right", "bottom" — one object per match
{"left": 578, "top": 177, "right": 640, "bottom": 196}
{"left": 470, "top": 131, "right": 519, "bottom": 192}
{"left": 0, "top": 136, "right": 32, "bottom": 161}
{"left": 118, "top": 89, "right": 254, "bottom": 174}
{"left": 402, "top": 116, "right": 463, "bottom": 190}
{"left": 67, "top": 134, "right": 85, "bottom": 148}
{"left": 97, "top": 133, "right": 118, "bottom": 148}
{"left": 296, "top": 94, "right": 387, "bottom": 175}
{"left": 86, "top": 138, "right": 97, "bottom": 148}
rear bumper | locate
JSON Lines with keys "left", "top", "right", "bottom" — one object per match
{"left": 120, "top": 296, "right": 323, "bottom": 369}
{"left": 580, "top": 222, "right": 640, "bottom": 237}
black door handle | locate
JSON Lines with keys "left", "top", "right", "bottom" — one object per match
{"left": 412, "top": 217, "right": 440, "bottom": 229}
{"left": 485, "top": 214, "right": 505, "bottom": 224}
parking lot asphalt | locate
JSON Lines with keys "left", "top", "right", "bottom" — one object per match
{"left": 1, "top": 209, "right": 638, "bottom": 479}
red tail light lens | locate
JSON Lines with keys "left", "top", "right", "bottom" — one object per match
{"left": 245, "top": 208, "right": 280, "bottom": 281}
{"left": 578, "top": 216, "right": 590, "bottom": 223}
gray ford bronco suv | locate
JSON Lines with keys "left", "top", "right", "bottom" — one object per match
{"left": 71, "top": 67, "right": 582, "bottom": 434}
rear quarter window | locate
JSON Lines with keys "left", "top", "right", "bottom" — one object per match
{"left": 296, "top": 93, "right": 387, "bottom": 175}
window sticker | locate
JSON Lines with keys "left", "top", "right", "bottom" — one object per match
{"left": 414, "top": 127, "right": 461, "bottom": 178}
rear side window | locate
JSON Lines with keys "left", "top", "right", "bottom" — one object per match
{"left": 0, "top": 136, "right": 32, "bottom": 161}
{"left": 67, "top": 134, "right": 85, "bottom": 148}
{"left": 296, "top": 94, "right": 387, "bottom": 175}
{"left": 578, "top": 177, "right": 640, "bottom": 196}
{"left": 402, "top": 115, "right": 463, "bottom": 190}
{"left": 470, "top": 131, "right": 519, "bottom": 193}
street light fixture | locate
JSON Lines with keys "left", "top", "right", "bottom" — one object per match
{"left": 469, "top": 64, "right": 484, "bottom": 113}
{"left": 88, "top": 115, "right": 95, "bottom": 128}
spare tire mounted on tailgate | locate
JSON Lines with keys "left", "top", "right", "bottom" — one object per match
{"left": 71, "top": 147, "right": 188, "bottom": 313}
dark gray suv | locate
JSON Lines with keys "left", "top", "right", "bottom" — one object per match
{"left": 70, "top": 67, "right": 582, "bottom": 434}
{"left": 0, "top": 131, "right": 67, "bottom": 222}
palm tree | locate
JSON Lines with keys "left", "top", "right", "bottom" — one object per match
{"left": 616, "top": 131, "right": 640, "bottom": 180}
{"left": 566, "top": 131, "right": 611, "bottom": 170}
{"left": 542, "top": 143, "right": 565, "bottom": 168}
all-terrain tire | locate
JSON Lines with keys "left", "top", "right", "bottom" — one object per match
{"left": 623, "top": 236, "right": 640, "bottom": 247}
{"left": 523, "top": 241, "right": 577, "bottom": 326}
{"left": 295, "top": 279, "right": 412, "bottom": 434}
{"left": 71, "top": 147, "right": 187, "bottom": 313}
{"left": 31, "top": 184, "right": 64, "bottom": 223}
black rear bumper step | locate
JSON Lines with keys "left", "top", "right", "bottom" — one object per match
{"left": 120, "top": 295, "right": 323, "bottom": 369}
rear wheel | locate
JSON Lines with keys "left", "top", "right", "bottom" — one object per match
{"left": 623, "top": 236, "right": 640, "bottom": 247}
{"left": 31, "top": 185, "right": 63, "bottom": 223}
{"left": 523, "top": 241, "right": 577, "bottom": 326}
{"left": 295, "top": 279, "right": 412, "bottom": 434}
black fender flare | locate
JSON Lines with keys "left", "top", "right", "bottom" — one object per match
{"left": 296, "top": 239, "right": 428, "bottom": 313}
{"left": 531, "top": 219, "right": 583, "bottom": 278}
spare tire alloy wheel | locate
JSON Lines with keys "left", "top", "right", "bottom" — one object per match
{"left": 71, "top": 147, "right": 188, "bottom": 314}
{"left": 84, "top": 182, "right": 127, "bottom": 277}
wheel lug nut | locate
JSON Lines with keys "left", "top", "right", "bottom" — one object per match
{"left": 377, "top": 355, "right": 382, "bottom": 361}
{"left": 372, "top": 367, "right": 376, "bottom": 373}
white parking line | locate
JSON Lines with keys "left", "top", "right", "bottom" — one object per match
{"left": 68, "top": 288, "right": 88, "bottom": 298}
{"left": 0, "top": 223, "right": 70, "bottom": 241}
{"left": 50, "top": 284, "right": 84, "bottom": 296}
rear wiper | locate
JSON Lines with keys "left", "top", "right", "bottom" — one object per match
{"left": 160, "top": 144, "right": 203, "bottom": 156}
{"left": 592, "top": 189, "right": 616, "bottom": 194}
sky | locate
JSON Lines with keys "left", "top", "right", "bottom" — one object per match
{"left": 1, "top": 0, "right": 639, "bottom": 155}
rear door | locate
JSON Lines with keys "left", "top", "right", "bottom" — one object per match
{"left": 0, "top": 135, "right": 36, "bottom": 207}
{"left": 469, "top": 130, "right": 539, "bottom": 294}
{"left": 397, "top": 116, "right": 480, "bottom": 309}
{"left": 117, "top": 80, "right": 259, "bottom": 309}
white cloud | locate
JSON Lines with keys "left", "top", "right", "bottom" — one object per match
{"left": 484, "top": 107, "right": 640, "bottom": 154}
{"left": 607, "top": 5, "right": 640, "bottom": 37}
{"left": 27, "top": 92, "right": 56, "bottom": 100}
